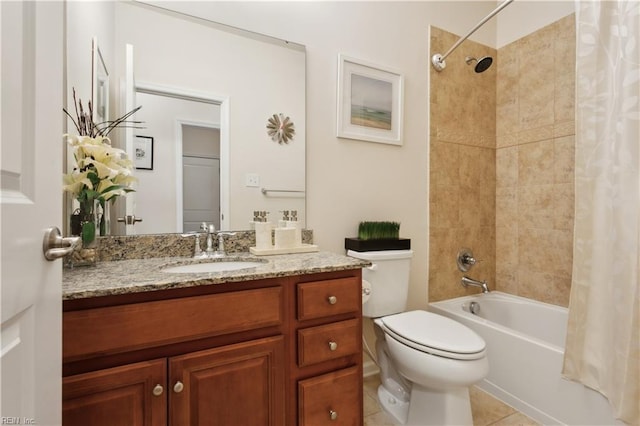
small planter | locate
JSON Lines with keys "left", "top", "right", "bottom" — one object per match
{"left": 344, "top": 237, "right": 411, "bottom": 252}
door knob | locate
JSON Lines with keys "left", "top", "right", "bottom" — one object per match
{"left": 173, "top": 381, "right": 184, "bottom": 393}
{"left": 42, "top": 227, "right": 80, "bottom": 261}
{"left": 117, "top": 215, "right": 143, "bottom": 225}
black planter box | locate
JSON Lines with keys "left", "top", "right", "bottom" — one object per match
{"left": 344, "top": 237, "right": 411, "bottom": 252}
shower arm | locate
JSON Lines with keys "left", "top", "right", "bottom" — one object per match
{"left": 431, "top": 0, "right": 514, "bottom": 71}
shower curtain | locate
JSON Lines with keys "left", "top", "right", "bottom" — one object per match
{"left": 562, "top": 1, "right": 639, "bottom": 424}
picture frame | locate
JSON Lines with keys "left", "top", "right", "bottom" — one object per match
{"left": 134, "top": 136, "right": 154, "bottom": 170}
{"left": 337, "top": 54, "right": 404, "bottom": 145}
{"left": 91, "top": 37, "right": 109, "bottom": 124}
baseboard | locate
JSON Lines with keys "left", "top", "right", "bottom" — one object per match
{"left": 363, "top": 359, "right": 379, "bottom": 378}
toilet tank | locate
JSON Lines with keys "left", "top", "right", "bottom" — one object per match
{"left": 347, "top": 249, "right": 413, "bottom": 318}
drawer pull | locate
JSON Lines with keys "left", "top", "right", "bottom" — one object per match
{"left": 152, "top": 384, "right": 164, "bottom": 396}
{"left": 173, "top": 381, "right": 184, "bottom": 393}
{"left": 329, "top": 410, "right": 338, "bottom": 421}
{"left": 327, "top": 296, "right": 337, "bottom": 305}
{"left": 328, "top": 341, "right": 338, "bottom": 351}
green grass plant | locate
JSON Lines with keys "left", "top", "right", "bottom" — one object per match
{"left": 357, "top": 221, "right": 400, "bottom": 240}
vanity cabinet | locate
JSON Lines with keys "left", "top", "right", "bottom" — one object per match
{"left": 62, "top": 269, "right": 363, "bottom": 426}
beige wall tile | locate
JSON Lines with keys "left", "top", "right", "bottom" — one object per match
{"left": 496, "top": 147, "right": 519, "bottom": 188}
{"left": 553, "top": 183, "right": 574, "bottom": 231}
{"left": 518, "top": 185, "right": 555, "bottom": 229}
{"left": 518, "top": 141, "right": 555, "bottom": 186}
{"left": 554, "top": 135, "right": 575, "bottom": 184}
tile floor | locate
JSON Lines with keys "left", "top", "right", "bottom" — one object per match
{"left": 363, "top": 374, "right": 540, "bottom": 426}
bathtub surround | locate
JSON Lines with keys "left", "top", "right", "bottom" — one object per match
{"left": 429, "top": 14, "right": 576, "bottom": 308}
{"left": 429, "top": 26, "right": 497, "bottom": 303}
{"left": 562, "top": 2, "right": 640, "bottom": 425}
{"left": 495, "top": 14, "right": 576, "bottom": 307}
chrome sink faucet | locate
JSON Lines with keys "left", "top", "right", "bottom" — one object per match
{"left": 201, "top": 222, "right": 216, "bottom": 256}
{"left": 461, "top": 276, "right": 490, "bottom": 293}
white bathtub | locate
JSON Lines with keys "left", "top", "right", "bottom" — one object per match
{"left": 429, "top": 292, "right": 621, "bottom": 426}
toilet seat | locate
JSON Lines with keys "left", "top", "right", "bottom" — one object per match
{"left": 377, "top": 310, "right": 486, "bottom": 360}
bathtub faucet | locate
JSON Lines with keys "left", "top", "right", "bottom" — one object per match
{"left": 461, "top": 276, "right": 490, "bottom": 293}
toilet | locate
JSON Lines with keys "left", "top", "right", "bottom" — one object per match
{"left": 348, "top": 249, "right": 488, "bottom": 426}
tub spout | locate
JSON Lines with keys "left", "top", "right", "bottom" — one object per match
{"left": 461, "top": 276, "right": 490, "bottom": 293}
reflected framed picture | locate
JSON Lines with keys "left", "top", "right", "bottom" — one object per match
{"left": 134, "top": 136, "right": 154, "bottom": 170}
{"left": 337, "top": 54, "right": 404, "bottom": 146}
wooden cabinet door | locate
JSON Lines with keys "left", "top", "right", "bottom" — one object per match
{"left": 63, "top": 359, "right": 167, "bottom": 426}
{"left": 169, "top": 336, "right": 285, "bottom": 426}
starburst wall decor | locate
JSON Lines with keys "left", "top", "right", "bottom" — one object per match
{"left": 266, "top": 113, "right": 295, "bottom": 144}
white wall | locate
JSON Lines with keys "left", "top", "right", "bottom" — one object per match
{"left": 497, "top": 1, "right": 575, "bottom": 47}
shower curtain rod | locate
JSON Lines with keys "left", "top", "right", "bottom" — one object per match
{"left": 431, "top": 0, "right": 514, "bottom": 72}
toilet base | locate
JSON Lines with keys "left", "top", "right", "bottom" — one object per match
{"left": 377, "top": 384, "right": 409, "bottom": 425}
{"left": 406, "top": 384, "right": 473, "bottom": 426}
{"left": 378, "top": 382, "right": 473, "bottom": 425}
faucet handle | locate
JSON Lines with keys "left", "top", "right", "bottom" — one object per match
{"left": 457, "top": 248, "right": 480, "bottom": 272}
{"left": 181, "top": 232, "right": 203, "bottom": 257}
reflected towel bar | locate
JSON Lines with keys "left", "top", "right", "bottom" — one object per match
{"left": 261, "top": 188, "right": 305, "bottom": 198}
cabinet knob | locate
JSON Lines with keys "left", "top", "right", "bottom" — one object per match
{"left": 152, "top": 384, "right": 164, "bottom": 396}
{"left": 328, "top": 341, "right": 338, "bottom": 351}
{"left": 173, "top": 381, "right": 184, "bottom": 393}
{"left": 329, "top": 410, "right": 338, "bottom": 421}
{"left": 327, "top": 295, "right": 337, "bottom": 305}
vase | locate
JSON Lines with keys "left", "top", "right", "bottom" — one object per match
{"left": 99, "top": 200, "right": 111, "bottom": 237}
{"left": 66, "top": 199, "right": 99, "bottom": 267}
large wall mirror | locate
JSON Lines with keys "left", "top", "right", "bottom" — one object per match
{"left": 65, "top": 1, "right": 306, "bottom": 235}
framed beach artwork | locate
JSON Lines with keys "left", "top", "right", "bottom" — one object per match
{"left": 337, "top": 54, "right": 404, "bottom": 145}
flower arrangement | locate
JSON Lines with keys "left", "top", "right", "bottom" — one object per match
{"left": 63, "top": 89, "right": 142, "bottom": 245}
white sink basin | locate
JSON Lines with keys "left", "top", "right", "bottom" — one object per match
{"left": 161, "top": 260, "right": 264, "bottom": 274}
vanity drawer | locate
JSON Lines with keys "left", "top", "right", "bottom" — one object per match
{"left": 64, "top": 286, "right": 283, "bottom": 361}
{"left": 297, "top": 277, "right": 360, "bottom": 321}
{"left": 298, "top": 366, "right": 360, "bottom": 425}
{"left": 297, "top": 319, "right": 359, "bottom": 367}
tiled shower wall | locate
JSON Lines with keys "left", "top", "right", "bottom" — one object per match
{"left": 429, "top": 15, "right": 575, "bottom": 307}
{"left": 495, "top": 14, "right": 575, "bottom": 307}
{"left": 429, "top": 27, "right": 497, "bottom": 302}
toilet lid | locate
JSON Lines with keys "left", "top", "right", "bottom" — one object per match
{"left": 378, "top": 310, "right": 486, "bottom": 360}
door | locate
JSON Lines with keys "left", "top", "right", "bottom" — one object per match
{"left": 63, "top": 359, "right": 167, "bottom": 426}
{"left": 1, "top": 1, "right": 64, "bottom": 424}
{"left": 182, "top": 156, "right": 220, "bottom": 232}
{"left": 169, "top": 336, "right": 285, "bottom": 426}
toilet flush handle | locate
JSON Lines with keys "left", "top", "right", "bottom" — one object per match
{"left": 366, "top": 263, "right": 378, "bottom": 271}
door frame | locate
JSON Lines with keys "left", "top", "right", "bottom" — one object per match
{"left": 134, "top": 82, "right": 229, "bottom": 231}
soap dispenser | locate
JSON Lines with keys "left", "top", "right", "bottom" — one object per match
{"left": 254, "top": 211, "right": 273, "bottom": 249}
{"left": 285, "top": 210, "right": 302, "bottom": 247}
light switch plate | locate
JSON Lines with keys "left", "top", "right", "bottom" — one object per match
{"left": 245, "top": 173, "right": 260, "bottom": 187}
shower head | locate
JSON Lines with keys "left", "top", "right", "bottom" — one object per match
{"left": 465, "top": 56, "right": 493, "bottom": 73}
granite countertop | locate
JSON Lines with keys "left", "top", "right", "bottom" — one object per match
{"left": 63, "top": 251, "right": 370, "bottom": 300}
